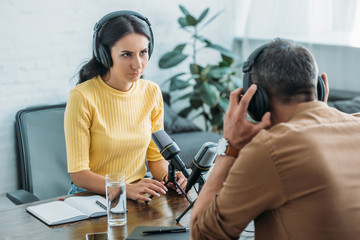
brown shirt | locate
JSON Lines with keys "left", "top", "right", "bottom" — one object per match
{"left": 192, "top": 102, "right": 360, "bottom": 240}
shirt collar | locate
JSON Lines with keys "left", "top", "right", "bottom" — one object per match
{"left": 287, "top": 101, "right": 329, "bottom": 121}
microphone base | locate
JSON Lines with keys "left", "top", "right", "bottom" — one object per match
{"left": 176, "top": 199, "right": 196, "bottom": 223}
{"left": 177, "top": 175, "right": 206, "bottom": 223}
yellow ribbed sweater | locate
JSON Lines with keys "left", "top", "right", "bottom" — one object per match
{"left": 64, "top": 75, "right": 164, "bottom": 183}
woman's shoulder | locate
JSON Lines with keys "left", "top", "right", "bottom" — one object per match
{"left": 70, "top": 77, "right": 100, "bottom": 97}
{"left": 68, "top": 77, "right": 102, "bottom": 106}
{"left": 73, "top": 77, "right": 98, "bottom": 91}
{"left": 137, "top": 79, "right": 161, "bottom": 95}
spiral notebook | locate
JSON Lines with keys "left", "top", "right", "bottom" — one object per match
{"left": 27, "top": 195, "right": 107, "bottom": 225}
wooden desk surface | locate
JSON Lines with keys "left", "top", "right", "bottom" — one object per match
{"left": 0, "top": 191, "right": 195, "bottom": 240}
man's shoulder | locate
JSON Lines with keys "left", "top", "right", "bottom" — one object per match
{"left": 255, "top": 105, "right": 360, "bottom": 150}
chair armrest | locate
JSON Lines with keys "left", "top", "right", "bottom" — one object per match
{"left": 6, "top": 189, "right": 40, "bottom": 205}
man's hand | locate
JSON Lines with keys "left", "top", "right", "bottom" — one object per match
{"left": 224, "top": 84, "right": 271, "bottom": 150}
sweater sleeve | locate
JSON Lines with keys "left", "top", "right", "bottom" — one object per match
{"left": 64, "top": 89, "right": 92, "bottom": 173}
{"left": 146, "top": 84, "right": 164, "bottom": 162}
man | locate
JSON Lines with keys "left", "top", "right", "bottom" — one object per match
{"left": 190, "top": 39, "right": 360, "bottom": 239}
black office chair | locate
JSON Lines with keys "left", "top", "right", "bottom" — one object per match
{"left": 6, "top": 103, "right": 71, "bottom": 205}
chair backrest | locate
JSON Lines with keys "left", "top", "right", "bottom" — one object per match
{"left": 15, "top": 103, "right": 71, "bottom": 200}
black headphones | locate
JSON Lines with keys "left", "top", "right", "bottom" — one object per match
{"left": 242, "top": 43, "right": 326, "bottom": 122}
{"left": 92, "top": 10, "right": 154, "bottom": 68}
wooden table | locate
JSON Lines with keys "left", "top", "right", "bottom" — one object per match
{"left": 0, "top": 190, "right": 196, "bottom": 240}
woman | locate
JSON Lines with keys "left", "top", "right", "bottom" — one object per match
{"left": 64, "top": 11, "right": 187, "bottom": 202}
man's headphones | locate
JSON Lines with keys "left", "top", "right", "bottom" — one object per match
{"left": 92, "top": 10, "right": 154, "bottom": 68}
{"left": 242, "top": 43, "right": 326, "bottom": 122}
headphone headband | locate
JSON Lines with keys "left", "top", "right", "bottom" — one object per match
{"left": 93, "top": 10, "right": 151, "bottom": 33}
{"left": 93, "top": 10, "right": 154, "bottom": 68}
{"left": 242, "top": 44, "right": 267, "bottom": 92}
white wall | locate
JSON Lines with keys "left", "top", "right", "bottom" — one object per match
{"left": 0, "top": 0, "right": 236, "bottom": 195}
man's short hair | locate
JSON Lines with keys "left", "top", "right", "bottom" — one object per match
{"left": 251, "top": 38, "right": 319, "bottom": 104}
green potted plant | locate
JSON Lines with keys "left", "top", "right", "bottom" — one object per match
{"left": 159, "top": 5, "right": 240, "bottom": 133}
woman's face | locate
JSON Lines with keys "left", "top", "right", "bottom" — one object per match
{"left": 108, "top": 33, "right": 149, "bottom": 90}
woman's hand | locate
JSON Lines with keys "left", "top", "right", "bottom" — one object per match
{"left": 165, "top": 171, "right": 188, "bottom": 194}
{"left": 126, "top": 178, "right": 168, "bottom": 202}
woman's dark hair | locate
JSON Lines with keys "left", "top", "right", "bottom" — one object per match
{"left": 77, "top": 15, "right": 152, "bottom": 85}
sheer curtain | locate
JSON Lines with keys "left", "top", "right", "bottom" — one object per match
{"left": 234, "top": 0, "right": 360, "bottom": 92}
{"left": 235, "top": 0, "right": 360, "bottom": 47}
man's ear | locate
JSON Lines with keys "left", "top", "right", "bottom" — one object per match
{"left": 320, "top": 73, "right": 329, "bottom": 103}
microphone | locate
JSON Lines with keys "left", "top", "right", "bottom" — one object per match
{"left": 152, "top": 130, "right": 190, "bottom": 178}
{"left": 185, "top": 142, "right": 217, "bottom": 193}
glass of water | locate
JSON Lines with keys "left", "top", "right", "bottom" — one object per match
{"left": 105, "top": 173, "right": 127, "bottom": 226}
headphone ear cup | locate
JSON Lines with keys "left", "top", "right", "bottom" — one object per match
{"left": 317, "top": 75, "right": 326, "bottom": 101}
{"left": 93, "top": 11, "right": 154, "bottom": 66}
{"left": 248, "top": 84, "right": 269, "bottom": 122}
{"left": 97, "top": 43, "right": 112, "bottom": 68}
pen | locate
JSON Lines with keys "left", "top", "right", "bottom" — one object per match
{"left": 95, "top": 200, "right": 107, "bottom": 210}
{"left": 142, "top": 227, "right": 189, "bottom": 234}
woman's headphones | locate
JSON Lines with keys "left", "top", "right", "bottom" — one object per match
{"left": 242, "top": 43, "right": 326, "bottom": 122}
{"left": 92, "top": 10, "right": 154, "bottom": 68}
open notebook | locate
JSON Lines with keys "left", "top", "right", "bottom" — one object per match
{"left": 27, "top": 195, "right": 107, "bottom": 225}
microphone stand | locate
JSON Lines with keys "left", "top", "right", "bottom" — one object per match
{"left": 164, "top": 160, "right": 193, "bottom": 205}
{"left": 175, "top": 175, "right": 206, "bottom": 223}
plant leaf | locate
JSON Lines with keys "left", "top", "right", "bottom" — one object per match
{"left": 212, "top": 82, "right": 227, "bottom": 92}
{"left": 172, "top": 92, "right": 193, "bottom": 103}
{"left": 174, "top": 43, "right": 187, "bottom": 52}
{"left": 167, "top": 72, "right": 189, "bottom": 92}
{"left": 186, "top": 15, "right": 198, "bottom": 26}
{"left": 178, "top": 106, "right": 193, "bottom": 118}
{"left": 199, "top": 111, "right": 211, "bottom": 130}
{"left": 196, "top": 35, "right": 209, "bottom": 43}
{"left": 159, "top": 51, "right": 188, "bottom": 68}
{"left": 167, "top": 72, "right": 187, "bottom": 82}
{"left": 210, "top": 105, "right": 223, "bottom": 126}
{"left": 161, "top": 72, "right": 186, "bottom": 88}
{"left": 220, "top": 54, "right": 234, "bottom": 66}
{"left": 199, "top": 82, "right": 219, "bottom": 107}
{"left": 218, "top": 97, "right": 229, "bottom": 111}
{"left": 197, "top": 8, "right": 209, "bottom": 23}
{"left": 179, "top": 5, "right": 190, "bottom": 16}
{"left": 178, "top": 17, "right": 189, "bottom": 27}
{"left": 206, "top": 43, "right": 238, "bottom": 59}
{"left": 208, "top": 66, "right": 233, "bottom": 79}
{"left": 200, "top": 65, "right": 212, "bottom": 81}
{"left": 170, "top": 78, "right": 191, "bottom": 91}
{"left": 190, "top": 63, "right": 203, "bottom": 75}
{"left": 199, "top": 10, "right": 223, "bottom": 30}
{"left": 190, "top": 95, "right": 203, "bottom": 109}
